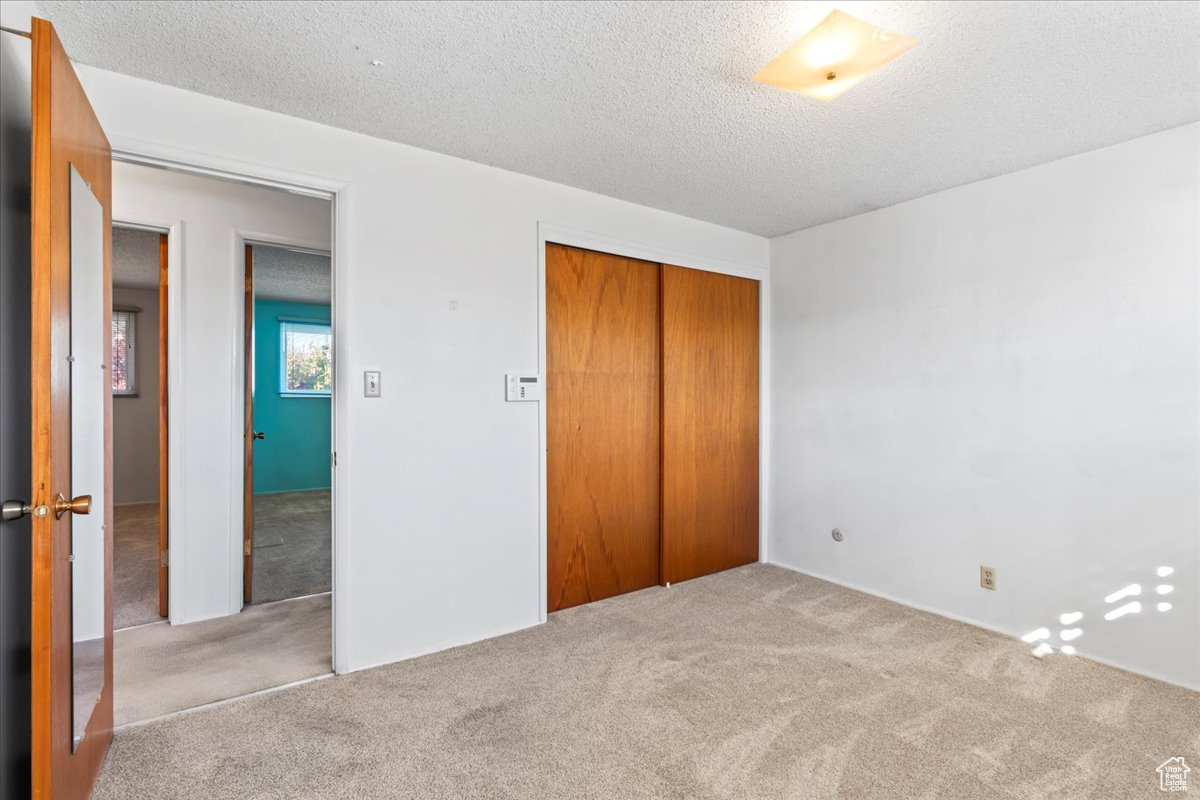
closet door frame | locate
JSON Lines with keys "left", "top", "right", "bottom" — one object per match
{"left": 535, "top": 223, "right": 770, "bottom": 622}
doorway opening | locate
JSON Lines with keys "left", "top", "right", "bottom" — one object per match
{"left": 110, "top": 224, "right": 168, "bottom": 631}
{"left": 243, "top": 242, "right": 333, "bottom": 607}
{"left": 108, "top": 159, "right": 336, "bottom": 728}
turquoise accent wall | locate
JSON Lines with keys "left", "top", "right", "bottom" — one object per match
{"left": 253, "top": 299, "right": 331, "bottom": 494}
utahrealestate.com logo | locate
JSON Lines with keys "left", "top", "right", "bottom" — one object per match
{"left": 1158, "top": 757, "right": 1190, "bottom": 792}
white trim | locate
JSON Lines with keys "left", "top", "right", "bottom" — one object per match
{"left": 535, "top": 222, "right": 770, "bottom": 623}
{"left": 111, "top": 220, "right": 169, "bottom": 235}
{"left": 242, "top": 239, "right": 330, "bottom": 259}
{"left": 109, "top": 135, "right": 344, "bottom": 198}
{"left": 335, "top": 618, "right": 540, "bottom": 676}
{"left": 232, "top": 227, "right": 335, "bottom": 617}
{"left": 769, "top": 559, "right": 1200, "bottom": 693}
{"left": 111, "top": 142, "right": 351, "bottom": 674}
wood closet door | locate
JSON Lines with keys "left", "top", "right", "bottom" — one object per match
{"left": 546, "top": 244, "right": 660, "bottom": 612}
{"left": 661, "top": 265, "right": 759, "bottom": 585}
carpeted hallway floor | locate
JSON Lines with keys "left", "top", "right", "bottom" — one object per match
{"left": 114, "top": 593, "right": 332, "bottom": 726}
{"left": 113, "top": 503, "right": 161, "bottom": 630}
{"left": 114, "top": 491, "right": 332, "bottom": 630}
{"left": 94, "top": 564, "right": 1198, "bottom": 799}
{"left": 251, "top": 489, "right": 332, "bottom": 605}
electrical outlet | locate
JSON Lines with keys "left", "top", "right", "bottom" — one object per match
{"left": 980, "top": 565, "right": 997, "bottom": 590}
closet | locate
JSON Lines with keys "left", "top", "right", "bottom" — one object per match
{"left": 546, "top": 243, "right": 759, "bottom": 612}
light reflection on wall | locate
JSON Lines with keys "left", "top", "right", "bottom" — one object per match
{"left": 1021, "top": 565, "right": 1177, "bottom": 658}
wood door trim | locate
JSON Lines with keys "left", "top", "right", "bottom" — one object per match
{"left": 657, "top": 262, "right": 667, "bottom": 587}
{"left": 158, "top": 232, "right": 169, "bottom": 617}
{"left": 243, "top": 243, "right": 253, "bottom": 605}
{"left": 29, "top": 16, "right": 114, "bottom": 798}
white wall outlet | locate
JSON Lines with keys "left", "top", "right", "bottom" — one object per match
{"left": 980, "top": 565, "right": 997, "bottom": 590}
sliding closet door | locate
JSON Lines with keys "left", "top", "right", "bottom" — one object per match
{"left": 546, "top": 244, "right": 661, "bottom": 611}
{"left": 661, "top": 265, "right": 759, "bottom": 585}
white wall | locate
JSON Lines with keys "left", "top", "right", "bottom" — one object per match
{"left": 112, "top": 161, "right": 331, "bottom": 625}
{"left": 769, "top": 123, "right": 1200, "bottom": 689}
{"left": 81, "top": 67, "right": 769, "bottom": 671}
{"left": 112, "top": 286, "right": 160, "bottom": 505}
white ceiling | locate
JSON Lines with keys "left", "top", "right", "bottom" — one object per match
{"left": 45, "top": 1, "right": 1200, "bottom": 237}
{"left": 112, "top": 227, "right": 330, "bottom": 305}
{"left": 112, "top": 226, "right": 160, "bottom": 291}
{"left": 252, "top": 244, "right": 332, "bottom": 306}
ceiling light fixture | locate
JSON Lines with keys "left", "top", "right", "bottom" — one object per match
{"left": 752, "top": 9, "right": 916, "bottom": 102}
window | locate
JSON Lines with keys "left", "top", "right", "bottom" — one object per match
{"left": 280, "top": 320, "right": 332, "bottom": 396}
{"left": 111, "top": 309, "right": 137, "bottom": 395}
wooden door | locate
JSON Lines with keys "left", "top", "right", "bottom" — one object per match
{"left": 29, "top": 17, "right": 114, "bottom": 798}
{"left": 546, "top": 244, "right": 660, "bottom": 611}
{"left": 243, "top": 243, "right": 254, "bottom": 605}
{"left": 158, "top": 232, "right": 169, "bottom": 617}
{"left": 661, "top": 265, "right": 759, "bottom": 585}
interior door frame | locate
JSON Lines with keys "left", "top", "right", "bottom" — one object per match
{"left": 536, "top": 223, "right": 770, "bottom": 623}
{"left": 111, "top": 218, "right": 180, "bottom": 626}
{"left": 109, "top": 220, "right": 173, "bottom": 621}
{"left": 239, "top": 235, "right": 334, "bottom": 607}
{"left": 157, "top": 231, "right": 169, "bottom": 616}
{"left": 242, "top": 242, "right": 254, "bottom": 605}
{"left": 107, "top": 141, "right": 349, "bottom": 672}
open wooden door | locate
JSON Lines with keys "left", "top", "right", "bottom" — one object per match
{"left": 29, "top": 16, "right": 114, "bottom": 799}
{"left": 158, "top": 232, "right": 168, "bottom": 617}
{"left": 242, "top": 243, "right": 255, "bottom": 605}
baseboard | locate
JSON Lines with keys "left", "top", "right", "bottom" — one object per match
{"left": 767, "top": 558, "right": 1199, "bottom": 693}
{"left": 341, "top": 617, "right": 544, "bottom": 676}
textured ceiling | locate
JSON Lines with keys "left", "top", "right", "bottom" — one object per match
{"left": 112, "top": 228, "right": 330, "bottom": 304}
{"left": 252, "top": 244, "right": 332, "bottom": 306}
{"left": 44, "top": 1, "right": 1200, "bottom": 237}
{"left": 112, "top": 226, "right": 160, "bottom": 290}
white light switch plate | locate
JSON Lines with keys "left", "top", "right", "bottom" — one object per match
{"left": 364, "top": 371, "right": 381, "bottom": 397}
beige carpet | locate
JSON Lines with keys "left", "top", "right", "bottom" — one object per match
{"left": 115, "top": 490, "right": 331, "bottom": 625}
{"left": 251, "top": 489, "right": 332, "bottom": 605}
{"left": 114, "top": 593, "right": 332, "bottom": 726}
{"left": 95, "top": 565, "right": 1197, "bottom": 799}
{"left": 113, "top": 503, "right": 162, "bottom": 630}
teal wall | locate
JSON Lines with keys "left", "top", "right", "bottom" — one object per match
{"left": 253, "top": 299, "right": 331, "bottom": 494}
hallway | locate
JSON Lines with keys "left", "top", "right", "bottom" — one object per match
{"left": 114, "top": 593, "right": 331, "bottom": 726}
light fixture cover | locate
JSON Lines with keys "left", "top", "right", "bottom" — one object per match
{"left": 752, "top": 9, "right": 916, "bottom": 102}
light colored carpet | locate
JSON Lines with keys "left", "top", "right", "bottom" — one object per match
{"left": 113, "top": 503, "right": 161, "bottom": 630}
{"left": 113, "top": 593, "right": 331, "bottom": 727}
{"left": 251, "top": 489, "right": 332, "bottom": 605}
{"left": 94, "top": 565, "right": 1198, "bottom": 799}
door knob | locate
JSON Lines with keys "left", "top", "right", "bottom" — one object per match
{"left": 252, "top": 431, "right": 265, "bottom": 440}
{"left": 53, "top": 493, "right": 92, "bottom": 519}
